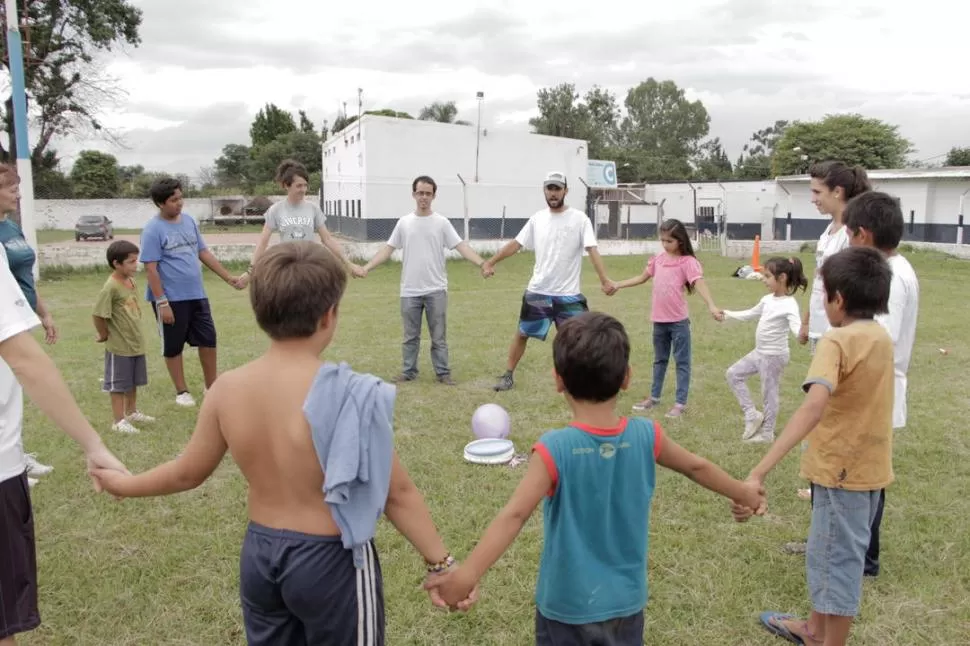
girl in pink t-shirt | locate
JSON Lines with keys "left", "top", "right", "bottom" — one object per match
{"left": 606, "top": 219, "right": 720, "bottom": 418}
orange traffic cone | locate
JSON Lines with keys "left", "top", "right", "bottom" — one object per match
{"left": 751, "top": 235, "right": 762, "bottom": 272}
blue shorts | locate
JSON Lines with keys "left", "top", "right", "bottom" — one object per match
{"left": 240, "top": 522, "right": 384, "bottom": 645}
{"left": 806, "top": 484, "right": 881, "bottom": 617}
{"left": 518, "top": 291, "right": 589, "bottom": 341}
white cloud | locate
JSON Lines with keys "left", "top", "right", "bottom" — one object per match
{"left": 42, "top": 0, "right": 970, "bottom": 175}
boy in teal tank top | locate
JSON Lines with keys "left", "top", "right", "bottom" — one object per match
{"left": 427, "top": 312, "right": 765, "bottom": 644}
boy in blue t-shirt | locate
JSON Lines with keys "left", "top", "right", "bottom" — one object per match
{"left": 140, "top": 177, "right": 241, "bottom": 407}
{"left": 427, "top": 311, "right": 765, "bottom": 644}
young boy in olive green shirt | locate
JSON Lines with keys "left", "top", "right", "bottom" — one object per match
{"left": 93, "top": 241, "right": 156, "bottom": 434}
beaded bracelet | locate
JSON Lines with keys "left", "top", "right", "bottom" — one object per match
{"left": 426, "top": 554, "right": 456, "bottom": 574}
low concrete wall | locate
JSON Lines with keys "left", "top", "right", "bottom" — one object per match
{"left": 724, "top": 239, "right": 970, "bottom": 260}
{"left": 37, "top": 237, "right": 967, "bottom": 269}
{"left": 38, "top": 239, "right": 665, "bottom": 269}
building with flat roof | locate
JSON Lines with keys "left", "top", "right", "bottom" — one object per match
{"left": 321, "top": 115, "right": 588, "bottom": 241}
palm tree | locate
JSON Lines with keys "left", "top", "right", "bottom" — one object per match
{"left": 418, "top": 101, "right": 472, "bottom": 125}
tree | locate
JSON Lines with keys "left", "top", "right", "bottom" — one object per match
{"left": 529, "top": 83, "right": 589, "bottom": 140}
{"left": 249, "top": 131, "right": 322, "bottom": 183}
{"left": 529, "top": 83, "right": 620, "bottom": 159}
{"left": 70, "top": 150, "right": 121, "bottom": 198}
{"left": 620, "top": 78, "right": 710, "bottom": 181}
{"left": 214, "top": 143, "right": 253, "bottom": 188}
{"left": 735, "top": 120, "right": 789, "bottom": 179}
{"left": 945, "top": 147, "right": 970, "bottom": 166}
{"left": 419, "top": 101, "right": 457, "bottom": 123}
{"left": 197, "top": 166, "right": 218, "bottom": 189}
{"left": 583, "top": 86, "right": 621, "bottom": 156}
{"left": 33, "top": 150, "right": 73, "bottom": 198}
{"left": 298, "top": 110, "right": 315, "bottom": 133}
{"left": 692, "top": 138, "right": 733, "bottom": 180}
{"left": 250, "top": 103, "right": 297, "bottom": 148}
{"left": 0, "top": 0, "right": 142, "bottom": 165}
{"left": 771, "top": 114, "right": 911, "bottom": 175}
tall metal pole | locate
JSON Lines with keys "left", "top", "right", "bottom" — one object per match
{"left": 474, "top": 91, "right": 483, "bottom": 183}
{"left": 4, "top": 0, "right": 37, "bottom": 278}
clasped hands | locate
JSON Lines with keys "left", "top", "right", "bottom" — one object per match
{"left": 422, "top": 563, "right": 480, "bottom": 612}
{"left": 731, "top": 476, "right": 769, "bottom": 522}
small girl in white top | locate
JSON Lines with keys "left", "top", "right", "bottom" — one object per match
{"left": 718, "top": 257, "right": 808, "bottom": 443}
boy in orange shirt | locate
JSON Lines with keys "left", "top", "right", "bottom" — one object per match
{"left": 737, "top": 246, "right": 894, "bottom": 646}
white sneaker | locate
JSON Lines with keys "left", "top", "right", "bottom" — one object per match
{"left": 175, "top": 392, "right": 196, "bottom": 407}
{"left": 28, "top": 477, "right": 39, "bottom": 488}
{"left": 112, "top": 419, "right": 140, "bottom": 434}
{"left": 744, "top": 432, "right": 774, "bottom": 444}
{"left": 742, "top": 411, "right": 765, "bottom": 441}
{"left": 127, "top": 411, "right": 156, "bottom": 423}
{"left": 25, "top": 453, "right": 54, "bottom": 476}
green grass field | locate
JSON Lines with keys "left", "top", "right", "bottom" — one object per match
{"left": 20, "top": 250, "right": 970, "bottom": 645}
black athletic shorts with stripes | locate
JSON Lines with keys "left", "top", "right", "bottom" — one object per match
{"left": 0, "top": 471, "right": 40, "bottom": 641}
{"left": 240, "top": 522, "right": 384, "bottom": 646}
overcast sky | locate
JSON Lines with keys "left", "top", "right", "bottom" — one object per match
{"left": 46, "top": 0, "right": 970, "bottom": 176}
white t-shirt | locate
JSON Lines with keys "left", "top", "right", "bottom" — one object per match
{"left": 875, "top": 253, "right": 919, "bottom": 429}
{"left": 724, "top": 294, "right": 802, "bottom": 356}
{"left": 387, "top": 212, "right": 463, "bottom": 297}
{"left": 264, "top": 200, "right": 326, "bottom": 242}
{"left": 0, "top": 245, "right": 41, "bottom": 483}
{"left": 808, "top": 223, "right": 850, "bottom": 338}
{"left": 515, "top": 207, "right": 597, "bottom": 296}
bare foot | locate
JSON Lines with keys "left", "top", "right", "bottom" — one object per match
{"left": 775, "top": 616, "right": 823, "bottom": 645}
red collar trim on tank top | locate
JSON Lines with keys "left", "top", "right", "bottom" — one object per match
{"left": 570, "top": 417, "right": 629, "bottom": 437}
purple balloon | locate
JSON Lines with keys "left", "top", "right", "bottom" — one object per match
{"left": 472, "top": 403, "right": 511, "bottom": 439}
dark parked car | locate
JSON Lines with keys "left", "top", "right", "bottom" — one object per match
{"left": 74, "top": 215, "right": 114, "bottom": 241}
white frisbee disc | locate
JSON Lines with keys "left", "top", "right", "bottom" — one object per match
{"left": 463, "top": 438, "right": 515, "bottom": 465}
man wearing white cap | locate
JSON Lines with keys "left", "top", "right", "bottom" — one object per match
{"left": 483, "top": 171, "right": 612, "bottom": 391}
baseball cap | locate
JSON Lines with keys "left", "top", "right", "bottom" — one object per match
{"left": 543, "top": 171, "right": 567, "bottom": 188}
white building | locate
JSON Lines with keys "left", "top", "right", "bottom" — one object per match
{"left": 321, "top": 115, "right": 589, "bottom": 241}
{"left": 592, "top": 180, "right": 777, "bottom": 240}
{"left": 776, "top": 167, "right": 970, "bottom": 244}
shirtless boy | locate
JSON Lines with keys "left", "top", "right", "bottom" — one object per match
{"left": 92, "top": 241, "right": 475, "bottom": 644}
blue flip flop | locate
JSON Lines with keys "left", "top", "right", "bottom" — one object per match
{"left": 759, "top": 611, "right": 805, "bottom": 645}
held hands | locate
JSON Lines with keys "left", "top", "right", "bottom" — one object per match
{"left": 423, "top": 565, "right": 480, "bottom": 612}
{"left": 708, "top": 304, "right": 723, "bottom": 322}
{"left": 601, "top": 280, "right": 618, "bottom": 296}
{"left": 731, "top": 476, "right": 768, "bottom": 523}
{"left": 350, "top": 263, "right": 367, "bottom": 279}
{"left": 798, "top": 324, "right": 809, "bottom": 345}
{"left": 227, "top": 275, "right": 246, "bottom": 290}
{"left": 480, "top": 261, "right": 495, "bottom": 279}
{"left": 85, "top": 445, "right": 131, "bottom": 495}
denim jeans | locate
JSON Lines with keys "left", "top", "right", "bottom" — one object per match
{"left": 651, "top": 319, "right": 691, "bottom": 405}
{"left": 400, "top": 290, "right": 449, "bottom": 378}
{"left": 807, "top": 484, "right": 880, "bottom": 616}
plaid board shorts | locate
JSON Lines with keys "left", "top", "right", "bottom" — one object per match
{"left": 517, "top": 291, "right": 589, "bottom": 341}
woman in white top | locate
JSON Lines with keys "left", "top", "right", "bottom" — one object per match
{"left": 798, "top": 161, "right": 872, "bottom": 353}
